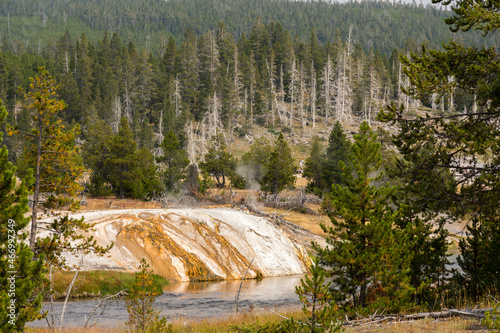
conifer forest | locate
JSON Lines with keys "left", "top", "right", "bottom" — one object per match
{"left": 0, "top": 0, "right": 499, "bottom": 332}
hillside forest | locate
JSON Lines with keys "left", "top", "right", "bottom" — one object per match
{"left": 0, "top": 0, "right": 500, "bottom": 331}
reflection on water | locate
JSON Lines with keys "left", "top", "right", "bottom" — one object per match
{"left": 30, "top": 275, "right": 304, "bottom": 328}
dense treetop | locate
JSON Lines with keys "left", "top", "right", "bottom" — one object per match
{"left": 0, "top": 0, "right": 491, "bottom": 56}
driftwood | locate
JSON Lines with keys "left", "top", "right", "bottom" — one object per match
{"left": 260, "top": 189, "right": 321, "bottom": 213}
{"left": 343, "top": 308, "right": 494, "bottom": 327}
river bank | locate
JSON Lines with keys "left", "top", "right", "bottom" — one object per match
{"left": 30, "top": 275, "right": 304, "bottom": 328}
{"left": 49, "top": 270, "right": 169, "bottom": 299}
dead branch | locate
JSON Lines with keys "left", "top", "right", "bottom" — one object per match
{"left": 84, "top": 289, "right": 127, "bottom": 329}
{"left": 344, "top": 308, "right": 491, "bottom": 327}
{"left": 235, "top": 258, "right": 254, "bottom": 314}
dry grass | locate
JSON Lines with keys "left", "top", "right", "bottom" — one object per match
{"left": 344, "top": 317, "right": 485, "bottom": 333}
{"left": 261, "top": 206, "right": 328, "bottom": 236}
{"left": 26, "top": 314, "right": 487, "bottom": 333}
{"left": 295, "top": 174, "right": 309, "bottom": 188}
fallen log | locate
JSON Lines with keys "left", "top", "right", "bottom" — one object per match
{"left": 344, "top": 308, "right": 490, "bottom": 327}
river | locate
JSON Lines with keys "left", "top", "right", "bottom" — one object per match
{"left": 29, "top": 275, "right": 304, "bottom": 329}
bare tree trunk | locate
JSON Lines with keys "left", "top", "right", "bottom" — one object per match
{"left": 322, "top": 55, "right": 332, "bottom": 125}
{"left": 60, "top": 266, "right": 81, "bottom": 329}
{"left": 174, "top": 75, "right": 182, "bottom": 116}
{"left": 431, "top": 93, "right": 437, "bottom": 111}
{"left": 448, "top": 75, "right": 455, "bottom": 113}
{"left": 279, "top": 65, "right": 285, "bottom": 126}
{"left": 290, "top": 60, "right": 296, "bottom": 128}
{"left": 111, "top": 95, "right": 122, "bottom": 132}
{"left": 235, "top": 258, "right": 254, "bottom": 314}
{"left": 30, "top": 116, "right": 43, "bottom": 251}
{"left": 266, "top": 58, "right": 276, "bottom": 127}
{"left": 249, "top": 54, "right": 256, "bottom": 131}
{"left": 48, "top": 265, "right": 55, "bottom": 329}
{"left": 159, "top": 109, "right": 163, "bottom": 137}
{"left": 299, "top": 62, "right": 306, "bottom": 130}
{"left": 311, "top": 61, "right": 316, "bottom": 128}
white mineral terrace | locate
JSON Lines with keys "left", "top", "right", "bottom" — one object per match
{"left": 37, "top": 208, "right": 310, "bottom": 281}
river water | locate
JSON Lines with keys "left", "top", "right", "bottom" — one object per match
{"left": 29, "top": 275, "right": 304, "bottom": 329}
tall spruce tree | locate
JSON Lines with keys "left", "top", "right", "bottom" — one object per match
{"left": 10, "top": 67, "right": 85, "bottom": 251}
{"left": 82, "top": 116, "right": 114, "bottom": 196}
{"left": 105, "top": 117, "right": 161, "bottom": 199}
{"left": 295, "top": 256, "right": 341, "bottom": 333}
{"left": 315, "top": 122, "right": 413, "bottom": 315}
{"left": 456, "top": 214, "right": 500, "bottom": 300}
{"left": 379, "top": 0, "right": 500, "bottom": 299}
{"left": 261, "top": 133, "right": 295, "bottom": 194}
{"left": 158, "top": 130, "right": 189, "bottom": 193}
{"left": 322, "top": 121, "right": 351, "bottom": 188}
{"left": 0, "top": 99, "right": 46, "bottom": 332}
{"left": 303, "top": 136, "right": 325, "bottom": 194}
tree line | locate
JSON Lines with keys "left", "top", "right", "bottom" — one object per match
{"left": 0, "top": 0, "right": 489, "bottom": 56}
{"left": 0, "top": 19, "right": 480, "bottom": 176}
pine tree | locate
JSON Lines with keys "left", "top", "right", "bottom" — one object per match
{"left": 199, "top": 133, "right": 236, "bottom": 188}
{"left": 180, "top": 29, "right": 200, "bottom": 119}
{"left": 315, "top": 122, "right": 413, "bottom": 315}
{"left": 126, "top": 258, "right": 170, "bottom": 332}
{"left": 322, "top": 121, "right": 351, "bottom": 190}
{"left": 295, "top": 257, "right": 341, "bottom": 333}
{"left": 303, "top": 136, "right": 325, "bottom": 194}
{"left": 240, "top": 137, "right": 273, "bottom": 188}
{"left": 74, "top": 34, "right": 94, "bottom": 124}
{"left": 10, "top": 67, "right": 85, "bottom": 251}
{"left": 0, "top": 98, "right": 46, "bottom": 332}
{"left": 261, "top": 133, "right": 295, "bottom": 194}
{"left": 158, "top": 130, "right": 189, "bottom": 193}
{"left": 457, "top": 214, "right": 500, "bottom": 300}
{"left": 104, "top": 117, "right": 161, "bottom": 199}
{"left": 378, "top": 0, "right": 500, "bottom": 300}
{"left": 82, "top": 116, "right": 114, "bottom": 196}
{"left": 106, "top": 117, "right": 137, "bottom": 198}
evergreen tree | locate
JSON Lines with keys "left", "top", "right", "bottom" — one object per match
{"left": 261, "top": 133, "right": 295, "bottom": 193}
{"left": 457, "top": 214, "right": 500, "bottom": 300}
{"left": 126, "top": 258, "right": 170, "bottom": 332}
{"left": 0, "top": 99, "right": 45, "bottom": 332}
{"left": 104, "top": 117, "right": 161, "bottom": 199}
{"left": 322, "top": 121, "right": 351, "bottom": 189}
{"left": 158, "top": 130, "right": 189, "bottom": 193}
{"left": 303, "top": 136, "right": 325, "bottom": 193}
{"left": 379, "top": 0, "right": 500, "bottom": 299}
{"left": 315, "top": 122, "right": 413, "bottom": 315}
{"left": 10, "top": 67, "right": 85, "bottom": 251}
{"left": 295, "top": 257, "right": 341, "bottom": 333}
{"left": 240, "top": 137, "right": 273, "bottom": 188}
{"left": 199, "top": 133, "right": 236, "bottom": 188}
{"left": 82, "top": 116, "right": 114, "bottom": 196}
{"left": 106, "top": 117, "right": 137, "bottom": 198}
